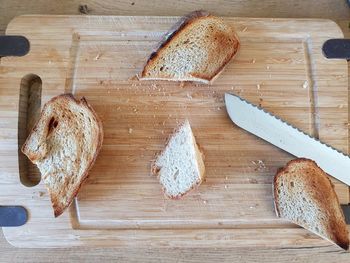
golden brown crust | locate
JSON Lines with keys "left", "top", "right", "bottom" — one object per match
{"left": 189, "top": 30, "right": 240, "bottom": 82}
{"left": 21, "top": 93, "right": 103, "bottom": 218}
{"left": 141, "top": 11, "right": 240, "bottom": 82}
{"left": 54, "top": 94, "right": 104, "bottom": 217}
{"left": 274, "top": 158, "right": 349, "bottom": 250}
{"left": 21, "top": 94, "right": 79, "bottom": 161}
{"left": 141, "top": 10, "right": 210, "bottom": 77}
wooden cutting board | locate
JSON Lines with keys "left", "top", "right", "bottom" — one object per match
{"left": 0, "top": 15, "right": 348, "bottom": 248}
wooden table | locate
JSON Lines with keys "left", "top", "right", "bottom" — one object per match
{"left": 0, "top": 1, "right": 349, "bottom": 262}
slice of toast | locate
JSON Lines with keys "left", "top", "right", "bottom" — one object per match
{"left": 273, "top": 158, "right": 349, "bottom": 250}
{"left": 140, "top": 11, "right": 240, "bottom": 84}
{"left": 21, "top": 94, "right": 103, "bottom": 217}
{"left": 151, "top": 120, "right": 205, "bottom": 198}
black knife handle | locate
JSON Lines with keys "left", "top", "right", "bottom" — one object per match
{"left": 322, "top": 39, "right": 350, "bottom": 60}
{"left": 0, "top": 35, "right": 30, "bottom": 57}
{"left": 0, "top": 206, "right": 28, "bottom": 227}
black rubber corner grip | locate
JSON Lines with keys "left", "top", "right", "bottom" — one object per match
{"left": 0, "top": 35, "right": 30, "bottom": 57}
{"left": 0, "top": 206, "right": 28, "bottom": 227}
{"left": 322, "top": 39, "right": 350, "bottom": 60}
{"left": 341, "top": 204, "right": 350, "bottom": 225}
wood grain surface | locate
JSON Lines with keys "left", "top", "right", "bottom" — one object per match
{"left": 1, "top": 15, "right": 348, "bottom": 249}
{"left": 0, "top": 1, "right": 349, "bottom": 262}
{"left": 0, "top": 0, "right": 349, "bottom": 35}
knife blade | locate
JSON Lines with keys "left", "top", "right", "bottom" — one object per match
{"left": 224, "top": 93, "right": 350, "bottom": 186}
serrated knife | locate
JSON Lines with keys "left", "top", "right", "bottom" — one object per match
{"left": 224, "top": 93, "right": 350, "bottom": 186}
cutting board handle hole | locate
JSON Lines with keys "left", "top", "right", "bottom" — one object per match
{"left": 18, "top": 74, "right": 42, "bottom": 187}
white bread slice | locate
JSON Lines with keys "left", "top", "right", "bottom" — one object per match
{"left": 273, "top": 158, "right": 349, "bottom": 250}
{"left": 140, "top": 11, "right": 240, "bottom": 84}
{"left": 21, "top": 94, "right": 103, "bottom": 217}
{"left": 151, "top": 120, "right": 205, "bottom": 198}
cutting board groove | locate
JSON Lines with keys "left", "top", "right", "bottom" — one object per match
{"left": 18, "top": 74, "right": 42, "bottom": 186}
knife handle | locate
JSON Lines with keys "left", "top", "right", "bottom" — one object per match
{"left": 0, "top": 35, "right": 30, "bottom": 57}
{"left": 322, "top": 39, "right": 350, "bottom": 60}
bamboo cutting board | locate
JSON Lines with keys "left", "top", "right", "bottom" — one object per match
{"left": 0, "top": 15, "right": 349, "bottom": 248}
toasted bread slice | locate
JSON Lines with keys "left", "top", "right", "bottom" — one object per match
{"left": 140, "top": 11, "right": 240, "bottom": 84}
{"left": 151, "top": 120, "right": 205, "bottom": 198}
{"left": 21, "top": 94, "right": 103, "bottom": 217}
{"left": 274, "top": 158, "right": 349, "bottom": 250}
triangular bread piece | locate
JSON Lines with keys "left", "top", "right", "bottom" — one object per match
{"left": 151, "top": 120, "right": 205, "bottom": 198}
{"left": 140, "top": 11, "right": 240, "bottom": 84}
{"left": 274, "top": 158, "right": 349, "bottom": 250}
{"left": 22, "top": 94, "right": 103, "bottom": 217}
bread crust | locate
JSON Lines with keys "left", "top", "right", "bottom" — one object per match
{"left": 21, "top": 93, "right": 103, "bottom": 217}
{"left": 141, "top": 10, "right": 240, "bottom": 83}
{"left": 142, "top": 10, "right": 209, "bottom": 76}
{"left": 273, "top": 158, "right": 349, "bottom": 250}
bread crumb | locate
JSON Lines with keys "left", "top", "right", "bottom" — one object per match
{"left": 39, "top": 191, "right": 45, "bottom": 197}
{"left": 128, "top": 75, "right": 139, "bottom": 81}
{"left": 203, "top": 200, "right": 207, "bottom": 204}
{"left": 256, "top": 84, "right": 261, "bottom": 90}
{"left": 225, "top": 176, "right": 228, "bottom": 180}
{"left": 266, "top": 65, "right": 270, "bottom": 70}
{"left": 251, "top": 59, "right": 256, "bottom": 64}
{"left": 257, "top": 160, "right": 265, "bottom": 167}
{"left": 242, "top": 26, "right": 248, "bottom": 32}
{"left": 128, "top": 128, "right": 133, "bottom": 134}
{"left": 224, "top": 185, "right": 228, "bottom": 189}
{"left": 217, "top": 107, "right": 221, "bottom": 111}
{"left": 302, "top": 81, "right": 308, "bottom": 89}
{"left": 249, "top": 178, "right": 258, "bottom": 184}
{"left": 251, "top": 160, "right": 266, "bottom": 171}
{"left": 151, "top": 83, "right": 157, "bottom": 90}
{"left": 186, "top": 93, "right": 193, "bottom": 99}
{"left": 94, "top": 53, "right": 101, "bottom": 60}
{"left": 338, "top": 104, "right": 344, "bottom": 109}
